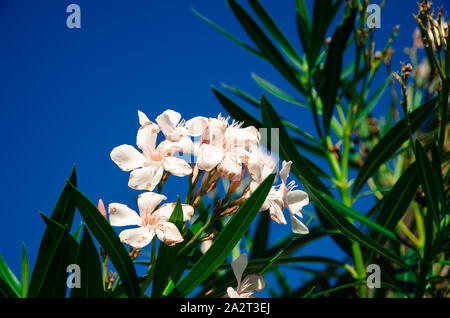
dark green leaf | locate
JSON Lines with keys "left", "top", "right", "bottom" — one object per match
{"left": 191, "top": 7, "right": 264, "bottom": 59}
{"left": 152, "top": 198, "right": 184, "bottom": 298}
{"left": 352, "top": 97, "right": 438, "bottom": 196}
{"left": 212, "top": 86, "right": 262, "bottom": 129}
{"left": 168, "top": 172, "right": 276, "bottom": 297}
{"left": 51, "top": 165, "right": 77, "bottom": 229}
{"left": 227, "top": 0, "right": 305, "bottom": 94}
{"left": 248, "top": 0, "right": 302, "bottom": 64}
{"left": 33, "top": 214, "right": 78, "bottom": 298}
{"left": 295, "top": 0, "right": 311, "bottom": 55}
{"left": 371, "top": 163, "right": 419, "bottom": 245}
{"left": 415, "top": 140, "right": 440, "bottom": 227}
{"left": 0, "top": 253, "right": 21, "bottom": 297}
{"left": 70, "top": 227, "right": 104, "bottom": 298}
{"left": 0, "top": 276, "right": 18, "bottom": 298}
{"left": 308, "top": 187, "right": 414, "bottom": 273}
{"left": 250, "top": 211, "right": 270, "bottom": 259}
{"left": 320, "top": 9, "right": 356, "bottom": 134}
{"left": 21, "top": 244, "right": 29, "bottom": 298}
{"left": 67, "top": 182, "right": 141, "bottom": 298}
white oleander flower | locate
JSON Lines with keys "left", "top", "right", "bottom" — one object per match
{"left": 186, "top": 114, "right": 259, "bottom": 181}
{"left": 108, "top": 192, "right": 194, "bottom": 248}
{"left": 156, "top": 109, "right": 194, "bottom": 154}
{"left": 110, "top": 110, "right": 192, "bottom": 191}
{"left": 226, "top": 254, "right": 266, "bottom": 298}
{"left": 279, "top": 160, "right": 309, "bottom": 234}
{"left": 245, "top": 153, "right": 309, "bottom": 234}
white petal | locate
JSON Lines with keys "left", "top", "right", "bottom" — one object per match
{"left": 137, "top": 192, "right": 167, "bottom": 216}
{"left": 138, "top": 110, "right": 151, "bottom": 125}
{"left": 163, "top": 156, "right": 192, "bottom": 176}
{"left": 226, "top": 287, "right": 240, "bottom": 298}
{"left": 136, "top": 122, "right": 159, "bottom": 155}
{"left": 186, "top": 116, "right": 208, "bottom": 136}
{"left": 155, "top": 203, "right": 194, "bottom": 222}
{"left": 196, "top": 144, "right": 224, "bottom": 171}
{"left": 290, "top": 213, "right": 309, "bottom": 234}
{"left": 280, "top": 160, "right": 292, "bottom": 185}
{"left": 108, "top": 203, "right": 142, "bottom": 227}
{"left": 110, "top": 145, "right": 145, "bottom": 171}
{"left": 286, "top": 190, "right": 309, "bottom": 215}
{"left": 268, "top": 193, "right": 287, "bottom": 225}
{"left": 156, "top": 110, "right": 181, "bottom": 137}
{"left": 128, "top": 166, "right": 164, "bottom": 191}
{"left": 239, "top": 274, "right": 266, "bottom": 294}
{"left": 119, "top": 227, "right": 154, "bottom": 249}
{"left": 231, "top": 254, "right": 248, "bottom": 288}
{"left": 217, "top": 154, "right": 242, "bottom": 181}
{"left": 200, "top": 239, "right": 213, "bottom": 254}
{"left": 155, "top": 221, "right": 184, "bottom": 246}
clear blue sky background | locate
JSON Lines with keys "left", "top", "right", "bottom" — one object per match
{"left": 0, "top": 0, "right": 444, "bottom": 297}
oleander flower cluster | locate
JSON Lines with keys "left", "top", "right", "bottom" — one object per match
{"left": 107, "top": 109, "right": 310, "bottom": 249}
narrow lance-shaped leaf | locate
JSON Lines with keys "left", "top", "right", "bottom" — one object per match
{"left": 371, "top": 163, "right": 419, "bottom": 245}
{"left": 67, "top": 182, "right": 141, "bottom": 298}
{"left": 415, "top": 140, "right": 440, "bottom": 227}
{"left": 152, "top": 198, "right": 184, "bottom": 298}
{"left": 191, "top": 7, "right": 264, "bottom": 59}
{"left": 168, "top": 172, "right": 276, "bottom": 298}
{"left": 70, "top": 227, "right": 104, "bottom": 298}
{"left": 352, "top": 97, "right": 438, "bottom": 197}
{"left": 307, "top": 187, "right": 414, "bottom": 273}
{"left": 295, "top": 0, "right": 311, "bottom": 56}
{"left": 248, "top": 0, "right": 302, "bottom": 64}
{"left": 28, "top": 166, "right": 78, "bottom": 297}
{"left": 227, "top": 0, "right": 306, "bottom": 94}
{"left": 0, "top": 253, "right": 21, "bottom": 297}
{"left": 260, "top": 95, "right": 353, "bottom": 256}
{"left": 21, "top": 244, "right": 29, "bottom": 298}
{"left": 34, "top": 214, "right": 78, "bottom": 298}
{"left": 320, "top": 9, "right": 356, "bottom": 134}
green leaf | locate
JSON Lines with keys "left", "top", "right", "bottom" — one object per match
{"left": 34, "top": 214, "right": 78, "bottom": 298}
{"left": 212, "top": 86, "right": 262, "bottom": 129}
{"left": 321, "top": 193, "right": 403, "bottom": 244}
{"left": 415, "top": 140, "right": 441, "bottom": 227}
{"left": 67, "top": 182, "right": 141, "bottom": 298}
{"left": 70, "top": 227, "right": 104, "bottom": 298}
{"left": 308, "top": 0, "right": 344, "bottom": 68}
{"left": 356, "top": 76, "right": 391, "bottom": 126}
{"left": 248, "top": 0, "right": 302, "bottom": 64}
{"left": 0, "top": 253, "right": 21, "bottom": 297}
{"left": 260, "top": 95, "right": 329, "bottom": 194}
{"left": 430, "top": 142, "right": 446, "bottom": 220}
{"left": 371, "top": 163, "right": 419, "bottom": 245}
{"left": 168, "top": 172, "right": 276, "bottom": 297}
{"left": 260, "top": 95, "right": 352, "bottom": 256}
{"left": 0, "top": 276, "right": 18, "bottom": 298}
{"left": 21, "top": 244, "right": 29, "bottom": 298}
{"left": 250, "top": 211, "right": 270, "bottom": 259}
{"left": 28, "top": 166, "right": 78, "bottom": 297}
{"left": 308, "top": 187, "right": 414, "bottom": 273}
{"left": 352, "top": 97, "right": 438, "bottom": 197}
{"left": 295, "top": 0, "right": 311, "bottom": 55}
{"left": 320, "top": 9, "right": 356, "bottom": 134}
{"left": 251, "top": 73, "right": 308, "bottom": 108}
{"left": 51, "top": 165, "right": 77, "bottom": 229}
{"left": 227, "top": 0, "right": 305, "bottom": 94}
{"left": 191, "top": 7, "right": 264, "bottom": 59}
{"left": 152, "top": 198, "right": 184, "bottom": 298}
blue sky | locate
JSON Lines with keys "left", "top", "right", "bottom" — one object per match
{"left": 0, "top": 0, "right": 445, "bottom": 297}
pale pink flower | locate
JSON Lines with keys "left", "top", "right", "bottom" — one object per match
{"left": 226, "top": 254, "right": 266, "bottom": 298}
{"left": 108, "top": 192, "right": 194, "bottom": 248}
{"left": 110, "top": 110, "right": 192, "bottom": 191}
